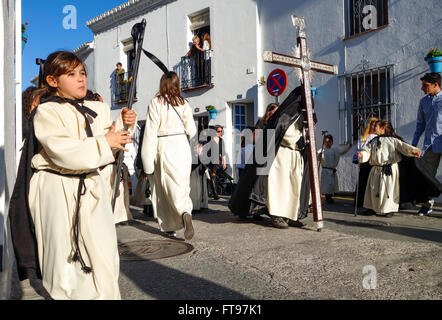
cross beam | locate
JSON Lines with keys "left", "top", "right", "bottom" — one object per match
{"left": 263, "top": 15, "right": 338, "bottom": 231}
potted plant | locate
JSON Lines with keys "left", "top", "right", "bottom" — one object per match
{"left": 21, "top": 22, "right": 28, "bottom": 52}
{"left": 424, "top": 48, "right": 442, "bottom": 73}
{"left": 206, "top": 105, "right": 217, "bottom": 119}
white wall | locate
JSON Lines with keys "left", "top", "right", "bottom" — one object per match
{"left": 1, "top": 0, "right": 18, "bottom": 299}
{"left": 260, "top": 0, "right": 442, "bottom": 194}
{"left": 91, "top": 0, "right": 442, "bottom": 194}
{"left": 92, "top": 0, "right": 259, "bottom": 173}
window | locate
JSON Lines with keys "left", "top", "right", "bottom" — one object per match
{"left": 115, "top": 39, "right": 137, "bottom": 103}
{"left": 346, "top": 0, "right": 388, "bottom": 38}
{"left": 234, "top": 104, "right": 247, "bottom": 132}
{"left": 338, "top": 65, "right": 395, "bottom": 143}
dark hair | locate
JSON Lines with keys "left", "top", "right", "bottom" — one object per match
{"left": 378, "top": 120, "right": 403, "bottom": 141}
{"left": 84, "top": 89, "right": 102, "bottom": 102}
{"left": 420, "top": 72, "right": 441, "bottom": 87}
{"left": 262, "top": 103, "right": 279, "bottom": 125}
{"left": 324, "top": 134, "right": 333, "bottom": 143}
{"left": 116, "top": 62, "right": 122, "bottom": 67}
{"left": 22, "top": 86, "right": 38, "bottom": 117}
{"left": 40, "top": 51, "right": 85, "bottom": 98}
{"left": 157, "top": 71, "right": 185, "bottom": 107}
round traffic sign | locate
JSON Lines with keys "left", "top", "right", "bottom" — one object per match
{"left": 266, "top": 69, "right": 287, "bottom": 97}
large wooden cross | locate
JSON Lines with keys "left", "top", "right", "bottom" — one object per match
{"left": 263, "top": 15, "right": 338, "bottom": 232}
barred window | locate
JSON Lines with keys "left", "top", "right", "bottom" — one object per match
{"left": 346, "top": 0, "right": 389, "bottom": 37}
{"left": 338, "top": 65, "right": 395, "bottom": 143}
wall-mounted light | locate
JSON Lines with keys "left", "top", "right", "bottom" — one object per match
{"left": 258, "top": 76, "right": 266, "bottom": 86}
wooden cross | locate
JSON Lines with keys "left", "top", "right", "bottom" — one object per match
{"left": 262, "top": 14, "right": 338, "bottom": 232}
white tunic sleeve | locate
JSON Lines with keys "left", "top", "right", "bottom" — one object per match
{"left": 33, "top": 103, "right": 115, "bottom": 171}
{"left": 394, "top": 139, "right": 421, "bottom": 157}
{"left": 359, "top": 145, "right": 372, "bottom": 163}
{"left": 141, "top": 100, "right": 160, "bottom": 174}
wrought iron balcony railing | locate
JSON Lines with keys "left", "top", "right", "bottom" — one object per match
{"left": 180, "top": 51, "right": 213, "bottom": 91}
{"left": 115, "top": 71, "right": 137, "bottom": 104}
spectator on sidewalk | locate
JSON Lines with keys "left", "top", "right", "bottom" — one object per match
{"left": 413, "top": 72, "right": 442, "bottom": 216}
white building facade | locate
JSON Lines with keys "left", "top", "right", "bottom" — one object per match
{"left": 85, "top": 0, "right": 441, "bottom": 188}
{"left": 1, "top": 0, "right": 21, "bottom": 299}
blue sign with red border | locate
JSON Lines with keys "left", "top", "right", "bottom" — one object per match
{"left": 267, "top": 69, "right": 287, "bottom": 97}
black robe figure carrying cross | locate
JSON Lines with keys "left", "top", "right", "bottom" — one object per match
{"left": 263, "top": 15, "right": 338, "bottom": 231}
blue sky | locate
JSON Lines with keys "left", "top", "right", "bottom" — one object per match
{"left": 22, "top": 0, "right": 128, "bottom": 88}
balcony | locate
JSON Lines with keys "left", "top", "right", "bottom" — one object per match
{"left": 180, "top": 51, "right": 214, "bottom": 91}
{"left": 115, "top": 71, "right": 137, "bottom": 104}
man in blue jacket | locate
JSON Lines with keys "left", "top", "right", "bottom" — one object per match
{"left": 412, "top": 72, "right": 442, "bottom": 216}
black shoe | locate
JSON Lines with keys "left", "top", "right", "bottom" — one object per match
{"left": 360, "top": 209, "right": 376, "bottom": 216}
{"left": 271, "top": 216, "right": 288, "bottom": 229}
{"left": 252, "top": 215, "right": 264, "bottom": 221}
{"left": 287, "top": 220, "right": 305, "bottom": 228}
{"left": 165, "top": 231, "right": 177, "bottom": 238}
{"left": 213, "top": 195, "right": 220, "bottom": 200}
{"left": 418, "top": 207, "right": 432, "bottom": 216}
{"left": 385, "top": 212, "right": 395, "bottom": 217}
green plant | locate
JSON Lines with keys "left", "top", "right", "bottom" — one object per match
{"left": 22, "top": 22, "right": 28, "bottom": 33}
{"left": 206, "top": 105, "right": 217, "bottom": 111}
{"left": 425, "top": 48, "right": 442, "bottom": 61}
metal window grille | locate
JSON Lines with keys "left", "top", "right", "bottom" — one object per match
{"left": 346, "top": 0, "right": 389, "bottom": 37}
{"left": 338, "top": 64, "right": 395, "bottom": 143}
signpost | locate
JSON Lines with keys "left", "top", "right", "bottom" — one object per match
{"left": 267, "top": 68, "right": 288, "bottom": 103}
{"left": 262, "top": 15, "right": 338, "bottom": 231}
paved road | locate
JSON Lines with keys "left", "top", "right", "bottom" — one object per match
{"left": 11, "top": 196, "right": 442, "bottom": 301}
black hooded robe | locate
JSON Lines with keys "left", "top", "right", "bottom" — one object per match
{"left": 229, "top": 86, "right": 312, "bottom": 220}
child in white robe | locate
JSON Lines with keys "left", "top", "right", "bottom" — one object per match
{"left": 141, "top": 72, "right": 197, "bottom": 240}
{"left": 358, "top": 120, "right": 421, "bottom": 217}
{"left": 28, "top": 51, "right": 136, "bottom": 299}
{"left": 318, "top": 134, "right": 352, "bottom": 204}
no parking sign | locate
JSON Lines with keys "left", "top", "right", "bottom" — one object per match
{"left": 267, "top": 68, "right": 287, "bottom": 97}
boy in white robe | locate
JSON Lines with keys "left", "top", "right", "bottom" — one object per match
{"left": 318, "top": 134, "right": 352, "bottom": 204}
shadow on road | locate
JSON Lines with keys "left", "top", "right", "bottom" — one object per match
{"left": 119, "top": 246, "right": 251, "bottom": 300}
{"left": 325, "top": 217, "right": 442, "bottom": 244}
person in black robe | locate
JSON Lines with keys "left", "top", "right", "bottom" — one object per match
{"left": 229, "top": 86, "right": 312, "bottom": 224}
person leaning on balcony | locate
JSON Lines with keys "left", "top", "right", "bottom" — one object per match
{"left": 185, "top": 36, "right": 204, "bottom": 84}
{"left": 412, "top": 72, "right": 442, "bottom": 216}
{"left": 115, "top": 62, "right": 127, "bottom": 101}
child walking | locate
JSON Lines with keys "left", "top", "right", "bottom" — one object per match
{"left": 14, "top": 51, "right": 136, "bottom": 299}
{"left": 318, "top": 134, "right": 352, "bottom": 204}
{"left": 358, "top": 120, "right": 421, "bottom": 217}
{"left": 141, "top": 72, "right": 197, "bottom": 240}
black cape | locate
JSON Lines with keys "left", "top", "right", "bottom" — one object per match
{"left": 367, "top": 135, "right": 442, "bottom": 209}
{"left": 8, "top": 108, "right": 42, "bottom": 280}
{"left": 228, "top": 86, "right": 312, "bottom": 220}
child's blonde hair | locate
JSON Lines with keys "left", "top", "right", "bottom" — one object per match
{"left": 361, "top": 117, "right": 378, "bottom": 142}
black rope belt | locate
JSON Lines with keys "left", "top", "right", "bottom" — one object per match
{"left": 323, "top": 167, "right": 337, "bottom": 174}
{"left": 40, "top": 168, "right": 97, "bottom": 274}
{"left": 373, "top": 163, "right": 393, "bottom": 176}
